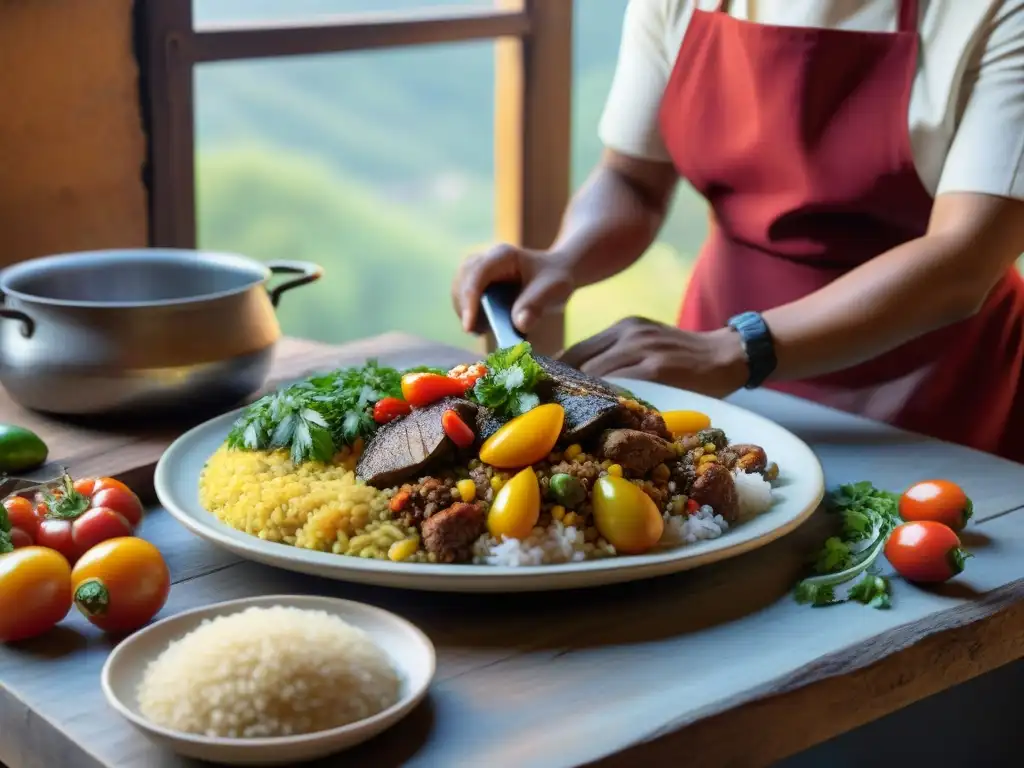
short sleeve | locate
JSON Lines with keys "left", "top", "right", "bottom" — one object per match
{"left": 936, "top": 0, "right": 1024, "bottom": 200}
{"left": 597, "top": 0, "right": 675, "bottom": 162}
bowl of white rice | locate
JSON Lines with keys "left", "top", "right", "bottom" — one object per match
{"left": 101, "top": 595, "right": 435, "bottom": 765}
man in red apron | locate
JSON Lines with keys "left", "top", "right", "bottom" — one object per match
{"left": 453, "top": 0, "right": 1024, "bottom": 463}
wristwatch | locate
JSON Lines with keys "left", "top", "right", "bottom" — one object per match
{"left": 726, "top": 311, "right": 777, "bottom": 390}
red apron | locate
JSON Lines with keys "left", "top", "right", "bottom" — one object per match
{"left": 659, "top": 0, "right": 1024, "bottom": 463}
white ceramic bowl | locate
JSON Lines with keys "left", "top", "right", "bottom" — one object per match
{"left": 101, "top": 595, "right": 436, "bottom": 765}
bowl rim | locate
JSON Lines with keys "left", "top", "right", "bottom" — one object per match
{"left": 0, "top": 249, "right": 271, "bottom": 309}
{"left": 100, "top": 594, "right": 437, "bottom": 748}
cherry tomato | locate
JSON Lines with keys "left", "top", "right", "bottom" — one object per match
{"left": 4, "top": 496, "right": 38, "bottom": 545}
{"left": 885, "top": 520, "right": 971, "bottom": 584}
{"left": 899, "top": 480, "right": 972, "bottom": 531}
{"left": 441, "top": 409, "right": 476, "bottom": 449}
{"left": 400, "top": 372, "right": 467, "bottom": 407}
{"left": 71, "top": 537, "right": 170, "bottom": 634}
{"left": 373, "top": 397, "right": 412, "bottom": 425}
{"left": 0, "top": 546, "right": 73, "bottom": 642}
{"left": 90, "top": 487, "right": 143, "bottom": 528}
{"left": 35, "top": 519, "right": 78, "bottom": 562}
{"left": 71, "top": 508, "right": 133, "bottom": 555}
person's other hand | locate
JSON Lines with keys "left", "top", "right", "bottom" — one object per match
{"left": 452, "top": 244, "right": 575, "bottom": 334}
{"left": 558, "top": 317, "right": 749, "bottom": 399}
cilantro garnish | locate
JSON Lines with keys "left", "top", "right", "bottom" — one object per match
{"left": 0, "top": 503, "right": 12, "bottom": 554}
{"left": 227, "top": 360, "right": 405, "bottom": 465}
{"left": 469, "top": 342, "right": 546, "bottom": 419}
{"left": 794, "top": 481, "right": 901, "bottom": 609}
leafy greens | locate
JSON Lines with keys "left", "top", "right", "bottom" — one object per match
{"left": 0, "top": 503, "right": 12, "bottom": 554}
{"left": 794, "top": 481, "right": 901, "bottom": 609}
{"left": 469, "top": 341, "right": 546, "bottom": 419}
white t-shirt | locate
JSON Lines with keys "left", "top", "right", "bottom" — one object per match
{"left": 598, "top": 0, "right": 1024, "bottom": 200}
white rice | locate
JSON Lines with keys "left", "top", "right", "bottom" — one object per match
{"left": 137, "top": 606, "right": 401, "bottom": 739}
{"left": 476, "top": 468, "right": 776, "bottom": 566}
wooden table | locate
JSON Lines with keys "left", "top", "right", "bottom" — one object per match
{"left": 3, "top": 334, "right": 1024, "bottom": 768}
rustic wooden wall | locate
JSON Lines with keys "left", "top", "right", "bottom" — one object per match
{"left": 0, "top": 0, "right": 149, "bottom": 267}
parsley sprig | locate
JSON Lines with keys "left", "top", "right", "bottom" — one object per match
{"left": 794, "top": 481, "right": 901, "bottom": 609}
{"left": 469, "top": 342, "right": 546, "bottom": 419}
{"left": 227, "top": 360, "right": 404, "bottom": 465}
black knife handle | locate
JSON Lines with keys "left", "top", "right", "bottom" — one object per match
{"left": 480, "top": 282, "right": 526, "bottom": 348}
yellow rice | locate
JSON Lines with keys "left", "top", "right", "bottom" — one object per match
{"left": 198, "top": 444, "right": 427, "bottom": 561}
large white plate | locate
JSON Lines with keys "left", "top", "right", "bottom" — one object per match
{"left": 155, "top": 378, "right": 824, "bottom": 593}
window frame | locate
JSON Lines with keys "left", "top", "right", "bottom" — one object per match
{"left": 142, "top": 1, "right": 572, "bottom": 351}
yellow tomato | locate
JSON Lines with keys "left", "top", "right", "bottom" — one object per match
{"left": 591, "top": 476, "right": 664, "bottom": 555}
{"left": 479, "top": 403, "right": 565, "bottom": 469}
{"left": 662, "top": 410, "right": 711, "bottom": 437}
{"left": 487, "top": 467, "right": 541, "bottom": 540}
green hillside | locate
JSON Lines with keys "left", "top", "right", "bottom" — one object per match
{"left": 193, "top": 0, "right": 708, "bottom": 347}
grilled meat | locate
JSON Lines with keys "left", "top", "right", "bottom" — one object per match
{"left": 421, "top": 502, "right": 486, "bottom": 563}
{"left": 598, "top": 429, "right": 676, "bottom": 475}
{"left": 356, "top": 397, "right": 478, "bottom": 488}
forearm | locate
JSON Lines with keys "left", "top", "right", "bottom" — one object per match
{"left": 763, "top": 194, "right": 1024, "bottom": 381}
{"left": 551, "top": 154, "right": 676, "bottom": 288}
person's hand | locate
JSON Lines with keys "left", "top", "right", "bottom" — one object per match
{"left": 452, "top": 244, "right": 575, "bottom": 334}
{"left": 558, "top": 317, "right": 750, "bottom": 399}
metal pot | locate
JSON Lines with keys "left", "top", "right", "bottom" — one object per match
{"left": 0, "top": 249, "right": 322, "bottom": 416}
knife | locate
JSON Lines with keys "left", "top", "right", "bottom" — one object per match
{"left": 480, "top": 283, "right": 526, "bottom": 349}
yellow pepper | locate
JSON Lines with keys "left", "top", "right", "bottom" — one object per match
{"left": 479, "top": 404, "right": 565, "bottom": 469}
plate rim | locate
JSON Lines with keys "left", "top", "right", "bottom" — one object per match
{"left": 101, "top": 593, "right": 437, "bottom": 749}
{"left": 154, "top": 378, "right": 825, "bottom": 590}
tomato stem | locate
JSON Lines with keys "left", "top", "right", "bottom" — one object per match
{"left": 948, "top": 547, "right": 973, "bottom": 576}
{"left": 74, "top": 578, "right": 110, "bottom": 617}
{"left": 961, "top": 498, "right": 974, "bottom": 527}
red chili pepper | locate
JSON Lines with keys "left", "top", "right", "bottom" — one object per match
{"left": 373, "top": 397, "right": 412, "bottom": 425}
{"left": 401, "top": 372, "right": 467, "bottom": 407}
{"left": 686, "top": 498, "right": 700, "bottom": 515}
{"left": 441, "top": 409, "right": 476, "bottom": 449}
{"left": 448, "top": 363, "right": 488, "bottom": 389}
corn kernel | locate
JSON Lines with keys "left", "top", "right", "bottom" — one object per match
{"left": 564, "top": 444, "right": 583, "bottom": 460}
{"left": 699, "top": 453, "right": 717, "bottom": 464}
{"left": 607, "top": 463, "right": 623, "bottom": 477}
{"left": 490, "top": 475, "right": 505, "bottom": 492}
{"left": 551, "top": 505, "right": 566, "bottom": 521}
{"left": 457, "top": 478, "right": 477, "bottom": 503}
{"left": 703, "top": 442, "right": 717, "bottom": 453}
{"left": 388, "top": 538, "right": 419, "bottom": 562}
{"left": 563, "top": 512, "right": 578, "bottom": 527}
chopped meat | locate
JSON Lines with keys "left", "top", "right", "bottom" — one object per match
{"left": 396, "top": 477, "right": 456, "bottom": 527}
{"left": 722, "top": 444, "right": 768, "bottom": 475}
{"left": 598, "top": 429, "right": 676, "bottom": 475}
{"left": 677, "top": 427, "right": 728, "bottom": 453}
{"left": 421, "top": 502, "right": 486, "bottom": 563}
{"left": 535, "top": 355, "right": 629, "bottom": 443}
{"left": 616, "top": 408, "right": 673, "bottom": 440}
{"left": 356, "top": 397, "right": 478, "bottom": 488}
{"left": 690, "top": 463, "right": 740, "bottom": 523}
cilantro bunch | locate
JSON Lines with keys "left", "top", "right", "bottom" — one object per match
{"left": 227, "top": 360, "right": 404, "bottom": 465}
{"left": 794, "top": 481, "right": 901, "bottom": 609}
{"left": 469, "top": 342, "right": 546, "bottom": 419}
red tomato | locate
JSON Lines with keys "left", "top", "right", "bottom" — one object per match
{"left": 71, "top": 508, "right": 133, "bottom": 555}
{"left": 4, "top": 496, "right": 38, "bottom": 544}
{"left": 71, "top": 537, "right": 170, "bottom": 634}
{"left": 372, "top": 397, "right": 412, "bottom": 425}
{"left": 35, "top": 519, "right": 78, "bottom": 563}
{"left": 90, "top": 487, "right": 143, "bottom": 528}
{"left": 885, "top": 521, "right": 971, "bottom": 584}
{"left": 441, "top": 408, "right": 475, "bottom": 449}
{"left": 400, "top": 372, "right": 467, "bottom": 407}
{"left": 899, "top": 480, "right": 973, "bottom": 531}
{"left": 0, "top": 547, "right": 73, "bottom": 643}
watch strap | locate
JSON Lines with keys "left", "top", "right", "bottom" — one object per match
{"left": 727, "top": 311, "right": 777, "bottom": 389}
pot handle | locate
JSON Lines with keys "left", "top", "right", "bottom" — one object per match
{"left": 0, "top": 290, "right": 34, "bottom": 338}
{"left": 265, "top": 261, "right": 324, "bottom": 308}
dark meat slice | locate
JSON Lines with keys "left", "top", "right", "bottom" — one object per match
{"left": 475, "top": 406, "right": 505, "bottom": 443}
{"left": 535, "top": 355, "right": 622, "bottom": 399}
{"left": 421, "top": 502, "right": 486, "bottom": 563}
{"left": 356, "top": 397, "right": 478, "bottom": 488}
{"left": 690, "top": 463, "right": 740, "bottom": 523}
{"left": 598, "top": 429, "right": 676, "bottom": 475}
{"left": 551, "top": 389, "right": 623, "bottom": 444}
